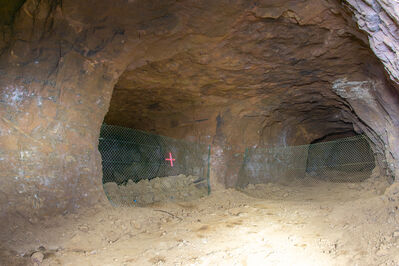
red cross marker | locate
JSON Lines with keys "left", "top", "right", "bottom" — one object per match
{"left": 165, "top": 152, "right": 175, "bottom": 167}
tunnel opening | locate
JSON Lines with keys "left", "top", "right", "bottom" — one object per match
{"left": 98, "top": 122, "right": 211, "bottom": 206}
{"left": 102, "top": 43, "right": 392, "bottom": 204}
{"left": 236, "top": 115, "right": 388, "bottom": 198}
{"left": 305, "top": 133, "right": 376, "bottom": 182}
{"left": 99, "top": 124, "right": 164, "bottom": 184}
{"left": 236, "top": 130, "right": 389, "bottom": 204}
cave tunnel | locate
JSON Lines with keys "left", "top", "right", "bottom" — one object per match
{"left": 1, "top": 0, "right": 399, "bottom": 264}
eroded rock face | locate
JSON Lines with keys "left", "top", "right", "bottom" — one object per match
{"left": 0, "top": 0, "right": 398, "bottom": 225}
{"left": 345, "top": 0, "right": 399, "bottom": 86}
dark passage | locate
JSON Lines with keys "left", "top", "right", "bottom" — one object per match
{"left": 306, "top": 134, "right": 376, "bottom": 182}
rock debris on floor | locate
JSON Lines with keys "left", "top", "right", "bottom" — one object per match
{"left": 103, "top": 174, "right": 208, "bottom": 206}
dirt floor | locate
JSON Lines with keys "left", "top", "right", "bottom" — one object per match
{"left": 2, "top": 174, "right": 399, "bottom": 266}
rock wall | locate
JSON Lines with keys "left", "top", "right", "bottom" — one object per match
{"left": 0, "top": 0, "right": 398, "bottom": 227}
{"left": 345, "top": 0, "right": 399, "bottom": 86}
{"left": 0, "top": 0, "right": 125, "bottom": 225}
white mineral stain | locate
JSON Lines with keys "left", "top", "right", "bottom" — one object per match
{"left": 332, "top": 78, "right": 376, "bottom": 104}
{"left": 2, "top": 85, "right": 35, "bottom": 106}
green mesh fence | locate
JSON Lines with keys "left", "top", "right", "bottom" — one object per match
{"left": 99, "top": 124, "right": 211, "bottom": 206}
{"left": 237, "top": 135, "right": 376, "bottom": 187}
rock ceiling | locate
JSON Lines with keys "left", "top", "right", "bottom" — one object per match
{"left": 104, "top": 0, "right": 388, "bottom": 147}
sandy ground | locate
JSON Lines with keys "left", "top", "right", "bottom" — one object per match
{"left": 2, "top": 175, "right": 399, "bottom": 266}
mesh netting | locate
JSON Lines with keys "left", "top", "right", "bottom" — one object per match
{"left": 237, "top": 135, "right": 376, "bottom": 187}
{"left": 99, "top": 124, "right": 211, "bottom": 206}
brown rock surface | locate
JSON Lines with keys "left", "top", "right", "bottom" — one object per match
{"left": 345, "top": 0, "right": 399, "bottom": 85}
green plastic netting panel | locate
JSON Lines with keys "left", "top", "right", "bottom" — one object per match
{"left": 237, "top": 135, "right": 376, "bottom": 187}
{"left": 99, "top": 124, "right": 211, "bottom": 206}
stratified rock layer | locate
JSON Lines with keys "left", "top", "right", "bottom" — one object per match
{"left": 345, "top": 0, "right": 399, "bottom": 85}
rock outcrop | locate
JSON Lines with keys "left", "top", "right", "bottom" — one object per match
{"left": 345, "top": 0, "right": 399, "bottom": 86}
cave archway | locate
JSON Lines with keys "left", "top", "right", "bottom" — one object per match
{"left": 0, "top": 0, "right": 398, "bottom": 228}
{"left": 1, "top": 1, "right": 399, "bottom": 263}
{"left": 95, "top": 0, "right": 397, "bottom": 192}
